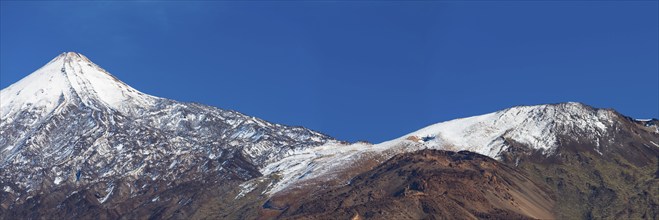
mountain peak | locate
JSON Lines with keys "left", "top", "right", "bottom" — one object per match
{"left": 43, "top": 52, "right": 95, "bottom": 69}
{"left": 53, "top": 51, "right": 90, "bottom": 62}
{"left": 403, "top": 102, "right": 617, "bottom": 158}
{"left": 1, "top": 52, "right": 157, "bottom": 120}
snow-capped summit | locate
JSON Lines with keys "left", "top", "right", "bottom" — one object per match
{"left": 0, "top": 52, "right": 157, "bottom": 121}
{"left": 0, "top": 53, "right": 333, "bottom": 209}
{"left": 403, "top": 102, "right": 616, "bottom": 157}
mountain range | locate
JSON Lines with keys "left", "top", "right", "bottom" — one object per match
{"left": 1, "top": 52, "right": 657, "bottom": 219}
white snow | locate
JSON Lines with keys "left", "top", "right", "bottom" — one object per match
{"left": 650, "top": 141, "right": 659, "bottom": 148}
{"left": 261, "top": 140, "right": 411, "bottom": 194}
{"left": 403, "top": 102, "right": 612, "bottom": 157}
{"left": 54, "top": 176, "right": 65, "bottom": 185}
{"left": 0, "top": 54, "right": 71, "bottom": 120}
{"left": 0, "top": 52, "right": 159, "bottom": 122}
{"left": 168, "top": 160, "right": 178, "bottom": 169}
{"left": 235, "top": 180, "right": 259, "bottom": 199}
{"left": 98, "top": 185, "right": 114, "bottom": 203}
{"left": 3, "top": 186, "right": 14, "bottom": 193}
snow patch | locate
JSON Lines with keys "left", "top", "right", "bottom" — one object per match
{"left": 235, "top": 180, "right": 259, "bottom": 199}
{"left": 54, "top": 176, "right": 65, "bottom": 185}
{"left": 3, "top": 186, "right": 14, "bottom": 193}
{"left": 98, "top": 185, "right": 114, "bottom": 204}
{"left": 650, "top": 141, "right": 659, "bottom": 148}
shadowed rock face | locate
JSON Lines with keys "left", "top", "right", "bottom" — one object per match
{"left": 273, "top": 150, "right": 556, "bottom": 220}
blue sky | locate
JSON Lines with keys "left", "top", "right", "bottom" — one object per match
{"left": 1, "top": 1, "right": 658, "bottom": 142}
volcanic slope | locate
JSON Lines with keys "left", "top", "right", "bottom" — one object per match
{"left": 277, "top": 149, "right": 556, "bottom": 220}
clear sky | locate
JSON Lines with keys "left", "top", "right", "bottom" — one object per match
{"left": 1, "top": 1, "right": 658, "bottom": 142}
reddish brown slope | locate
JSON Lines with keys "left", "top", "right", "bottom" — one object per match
{"left": 272, "top": 150, "right": 555, "bottom": 220}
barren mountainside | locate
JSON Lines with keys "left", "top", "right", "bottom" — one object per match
{"left": 275, "top": 149, "right": 556, "bottom": 220}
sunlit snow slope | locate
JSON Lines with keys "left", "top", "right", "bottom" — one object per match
{"left": 1, "top": 52, "right": 157, "bottom": 121}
